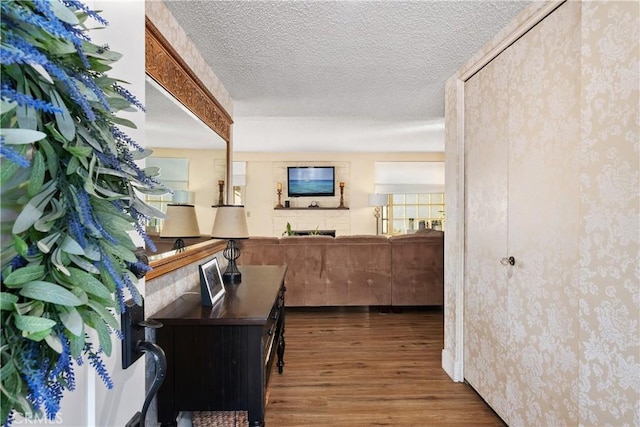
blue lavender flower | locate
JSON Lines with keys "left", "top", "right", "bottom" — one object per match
{"left": 1, "top": 85, "right": 63, "bottom": 114}
{"left": 2, "top": 411, "right": 14, "bottom": 427}
{"left": 72, "top": 42, "right": 91, "bottom": 68}
{"left": 0, "top": 137, "right": 30, "bottom": 167}
{"left": 18, "top": 340, "right": 67, "bottom": 420}
{"left": 135, "top": 163, "right": 163, "bottom": 188}
{"left": 74, "top": 72, "right": 111, "bottom": 113}
{"left": 3, "top": 0, "right": 91, "bottom": 68}
{"left": 115, "top": 288, "right": 126, "bottom": 313}
{"left": 74, "top": 189, "right": 116, "bottom": 244}
{"left": 114, "top": 328, "right": 124, "bottom": 341}
{"left": 95, "top": 150, "right": 122, "bottom": 170}
{"left": 139, "top": 229, "right": 157, "bottom": 253}
{"left": 8, "top": 254, "right": 28, "bottom": 271}
{"left": 20, "top": 342, "right": 46, "bottom": 406}
{"left": 97, "top": 126, "right": 163, "bottom": 190}
{"left": 62, "top": 0, "right": 109, "bottom": 26}
{"left": 112, "top": 199, "right": 158, "bottom": 254}
{"left": 126, "top": 259, "right": 152, "bottom": 275}
{"left": 131, "top": 208, "right": 157, "bottom": 253}
{"left": 67, "top": 212, "right": 88, "bottom": 249}
{"left": 50, "top": 332, "right": 75, "bottom": 394}
{"left": 2, "top": 32, "right": 96, "bottom": 122}
{"left": 87, "top": 348, "right": 113, "bottom": 389}
{"left": 110, "top": 125, "right": 144, "bottom": 151}
{"left": 121, "top": 269, "right": 142, "bottom": 305}
{"left": 112, "top": 84, "right": 145, "bottom": 112}
{"left": 100, "top": 250, "right": 126, "bottom": 312}
{"left": 7, "top": 1, "right": 83, "bottom": 49}
{"left": 112, "top": 200, "right": 124, "bottom": 210}
{"left": 43, "top": 382, "right": 62, "bottom": 418}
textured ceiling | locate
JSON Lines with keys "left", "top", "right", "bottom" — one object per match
{"left": 152, "top": 0, "right": 531, "bottom": 151}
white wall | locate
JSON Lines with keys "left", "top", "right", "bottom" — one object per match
{"left": 92, "top": 3, "right": 147, "bottom": 424}
{"left": 232, "top": 116, "right": 445, "bottom": 152}
{"left": 235, "top": 151, "right": 444, "bottom": 236}
{"left": 19, "top": 2, "right": 147, "bottom": 426}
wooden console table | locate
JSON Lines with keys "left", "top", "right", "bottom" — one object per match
{"left": 152, "top": 265, "right": 287, "bottom": 426}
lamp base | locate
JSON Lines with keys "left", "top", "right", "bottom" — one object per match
{"left": 172, "top": 238, "right": 186, "bottom": 252}
{"left": 222, "top": 239, "right": 242, "bottom": 284}
{"left": 222, "top": 270, "right": 242, "bottom": 284}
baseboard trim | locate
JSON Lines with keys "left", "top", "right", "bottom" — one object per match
{"left": 441, "top": 348, "right": 463, "bottom": 382}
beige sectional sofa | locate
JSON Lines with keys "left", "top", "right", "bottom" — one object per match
{"left": 237, "top": 230, "right": 443, "bottom": 307}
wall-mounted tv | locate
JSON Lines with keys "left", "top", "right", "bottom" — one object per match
{"left": 287, "top": 166, "right": 335, "bottom": 197}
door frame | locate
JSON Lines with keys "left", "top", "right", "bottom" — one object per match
{"left": 443, "top": 0, "right": 564, "bottom": 382}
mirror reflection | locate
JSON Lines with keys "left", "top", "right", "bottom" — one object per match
{"left": 145, "top": 77, "right": 228, "bottom": 257}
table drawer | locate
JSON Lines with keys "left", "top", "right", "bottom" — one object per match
{"left": 262, "top": 287, "right": 284, "bottom": 353}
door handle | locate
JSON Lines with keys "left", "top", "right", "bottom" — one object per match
{"left": 500, "top": 256, "right": 515, "bottom": 266}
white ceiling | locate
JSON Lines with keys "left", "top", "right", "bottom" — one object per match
{"left": 149, "top": 0, "right": 531, "bottom": 152}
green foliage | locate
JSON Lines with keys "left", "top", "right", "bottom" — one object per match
{"left": 283, "top": 222, "right": 294, "bottom": 236}
{"left": 0, "top": 1, "right": 167, "bottom": 423}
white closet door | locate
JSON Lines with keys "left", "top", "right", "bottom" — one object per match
{"left": 464, "top": 2, "right": 580, "bottom": 425}
{"left": 463, "top": 47, "right": 510, "bottom": 419}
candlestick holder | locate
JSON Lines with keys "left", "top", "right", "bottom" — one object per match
{"left": 217, "top": 180, "right": 224, "bottom": 206}
{"left": 339, "top": 182, "right": 345, "bottom": 208}
{"left": 276, "top": 189, "right": 284, "bottom": 208}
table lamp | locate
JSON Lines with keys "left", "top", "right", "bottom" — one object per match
{"left": 368, "top": 193, "right": 388, "bottom": 235}
{"left": 160, "top": 204, "right": 201, "bottom": 251}
{"left": 211, "top": 205, "right": 249, "bottom": 284}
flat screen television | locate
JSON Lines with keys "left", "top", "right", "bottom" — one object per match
{"left": 287, "top": 166, "right": 335, "bottom": 197}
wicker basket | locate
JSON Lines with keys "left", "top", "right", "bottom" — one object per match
{"left": 192, "top": 411, "right": 248, "bottom": 427}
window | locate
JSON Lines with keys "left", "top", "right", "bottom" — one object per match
{"left": 143, "top": 157, "right": 190, "bottom": 233}
{"left": 386, "top": 193, "right": 445, "bottom": 235}
{"left": 373, "top": 161, "right": 445, "bottom": 234}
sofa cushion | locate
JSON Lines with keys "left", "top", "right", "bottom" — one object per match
{"left": 389, "top": 231, "right": 444, "bottom": 305}
{"left": 238, "top": 237, "right": 281, "bottom": 266}
{"left": 279, "top": 235, "right": 334, "bottom": 305}
{"left": 328, "top": 235, "right": 391, "bottom": 305}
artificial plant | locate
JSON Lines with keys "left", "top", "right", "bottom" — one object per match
{"left": 0, "top": 1, "right": 166, "bottom": 424}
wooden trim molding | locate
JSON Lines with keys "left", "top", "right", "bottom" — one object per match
{"left": 145, "top": 18, "right": 233, "bottom": 142}
{"left": 458, "top": 1, "right": 564, "bottom": 82}
{"left": 147, "top": 240, "right": 227, "bottom": 281}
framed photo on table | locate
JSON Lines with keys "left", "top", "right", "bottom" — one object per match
{"left": 199, "top": 257, "right": 225, "bottom": 307}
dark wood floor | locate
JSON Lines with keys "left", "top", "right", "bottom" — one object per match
{"left": 264, "top": 307, "right": 505, "bottom": 426}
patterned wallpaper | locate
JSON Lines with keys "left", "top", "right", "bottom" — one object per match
{"left": 444, "top": 1, "right": 639, "bottom": 425}
{"left": 578, "top": 1, "right": 639, "bottom": 424}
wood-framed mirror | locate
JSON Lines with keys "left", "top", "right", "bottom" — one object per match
{"left": 144, "top": 18, "right": 232, "bottom": 280}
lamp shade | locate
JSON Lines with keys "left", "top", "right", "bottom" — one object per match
{"left": 161, "top": 204, "right": 200, "bottom": 238}
{"left": 368, "top": 193, "right": 388, "bottom": 207}
{"left": 211, "top": 205, "right": 249, "bottom": 239}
